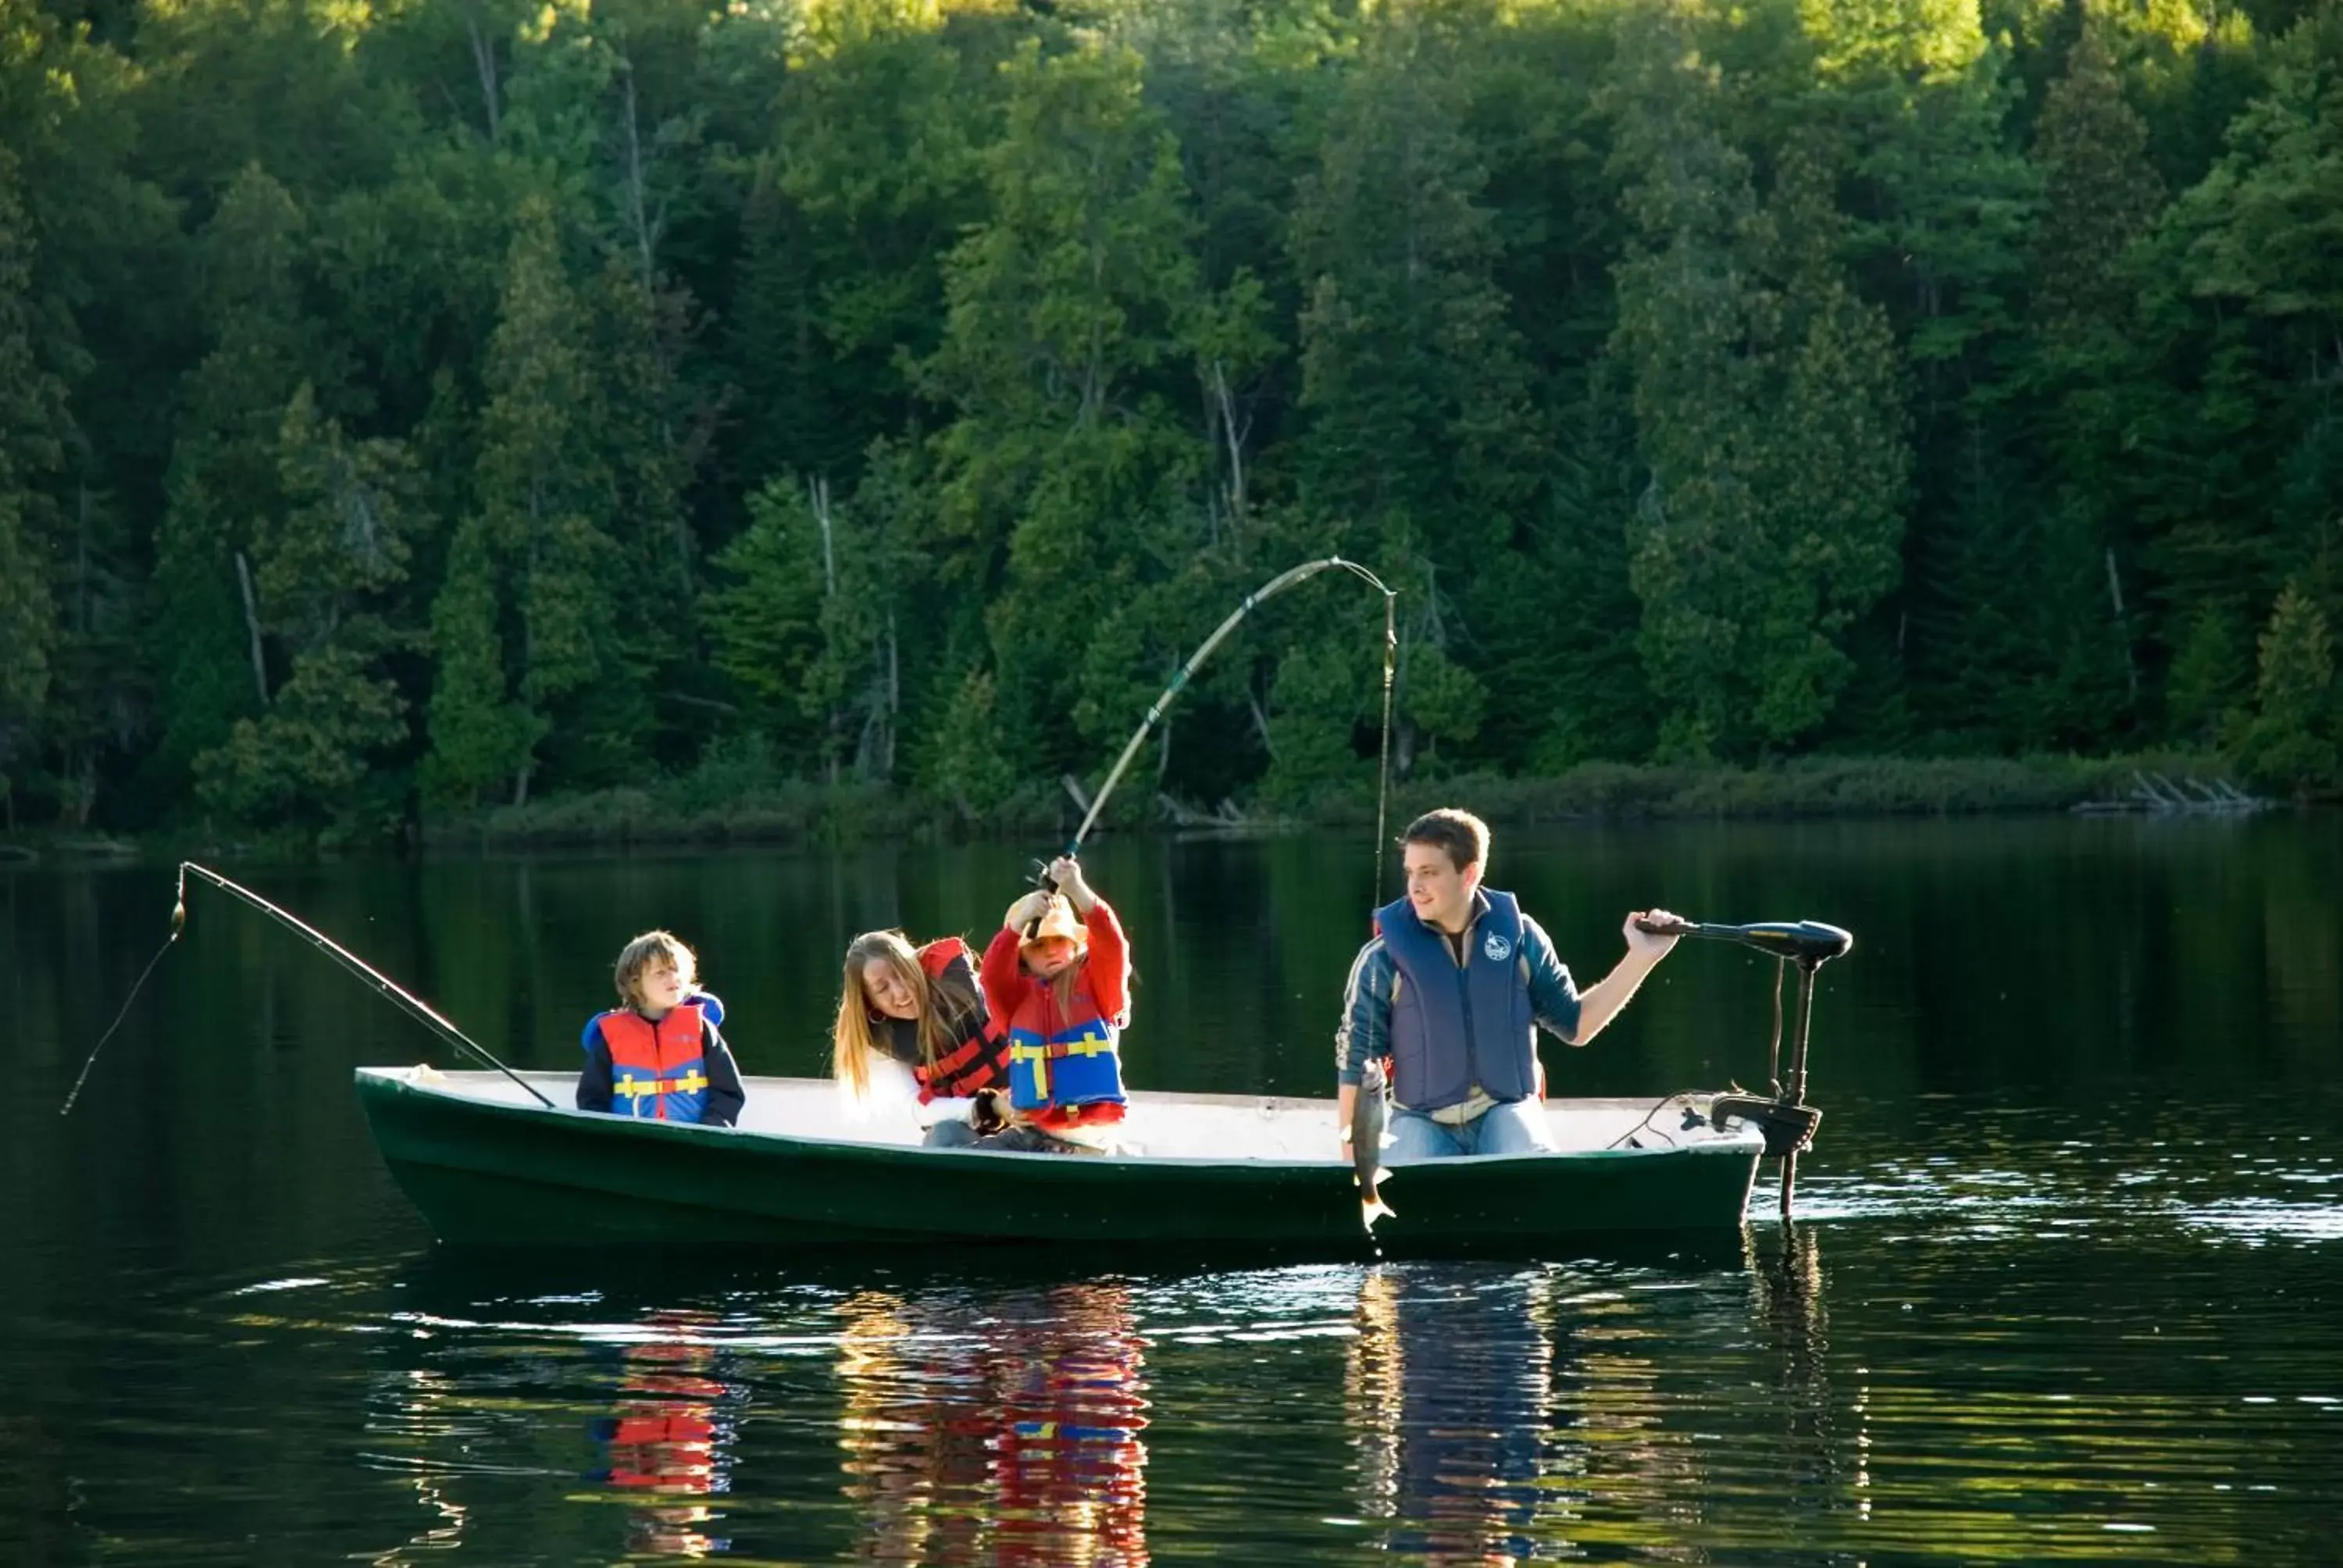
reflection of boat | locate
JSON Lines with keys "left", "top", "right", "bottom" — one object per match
{"left": 836, "top": 1283, "right": 1149, "bottom": 1566}
{"left": 355, "top": 1069, "right": 1767, "bottom": 1251}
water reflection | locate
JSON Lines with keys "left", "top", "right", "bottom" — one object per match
{"left": 1346, "top": 1266, "right": 1561, "bottom": 1563}
{"left": 1746, "top": 1224, "right": 1853, "bottom": 1521}
{"left": 586, "top": 1310, "right": 742, "bottom": 1558}
{"left": 836, "top": 1281, "right": 1149, "bottom": 1566}
{"left": 1339, "top": 1240, "right": 1849, "bottom": 1563}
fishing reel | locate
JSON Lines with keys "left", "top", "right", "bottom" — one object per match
{"left": 1025, "top": 858, "right": 1061, "bottom": 893}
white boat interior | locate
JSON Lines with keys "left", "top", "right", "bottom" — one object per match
{"left": 362, "top": 1067, "right": 1769, "bottom": 1163}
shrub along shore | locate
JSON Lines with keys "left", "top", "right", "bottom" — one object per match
{"left": 5, "top": 752, "right": 2288, "bottom": 862}
{"left": 404, "top": 751, "right": 2257, "bottom": 853}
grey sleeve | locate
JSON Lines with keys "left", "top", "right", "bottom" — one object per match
{"left": 1521, "top": 916, "right": 1583, "bottom": 1043}
{"left": 1336, "top": 939, "right": 1394, "bottom": 1085}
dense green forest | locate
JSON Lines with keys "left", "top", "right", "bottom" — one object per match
{"left": 2, "top": 0, "right": 2341, "bottom": 841}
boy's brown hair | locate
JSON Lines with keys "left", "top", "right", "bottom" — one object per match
{"left": 1400, "top": 807, "right": 1491, "bottom": 873}
{"left": 614, "top": 930, "right": 697, "bottom": 1009}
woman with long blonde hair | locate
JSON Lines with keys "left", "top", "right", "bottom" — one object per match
{"left": 832, "top": 929, "right": 1010, "bottom": 1146}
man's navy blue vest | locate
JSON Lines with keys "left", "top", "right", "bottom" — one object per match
{"left": 1375, "top": 889, "right": 1535, "bottom": 1112}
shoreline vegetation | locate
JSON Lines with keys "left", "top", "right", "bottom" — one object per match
{"left": 3, "top": 752, "right": 2292, "bottom": 864}
{"left": 6, "top": 3, "right": 2343, "bottom": 853}
{"left": 417, "top": 752, "right": 2296, "bottom": 850}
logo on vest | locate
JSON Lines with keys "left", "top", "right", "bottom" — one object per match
{"left": 1482, "top": 932, "right": 1513, "bottom": 963}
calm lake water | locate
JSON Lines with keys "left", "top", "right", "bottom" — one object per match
{"left": 5, "top": 816, "right": 2341, "bottom": 1564}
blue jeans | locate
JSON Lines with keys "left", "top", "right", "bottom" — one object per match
{"left": 1386, "top": 1099, "right": 1556, "bottom": 1160}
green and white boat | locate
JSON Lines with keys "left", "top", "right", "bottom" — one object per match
{"left": 137, "top": 866, "right": 1843, "bottom": 1256}
{"left": 353, "top": 1066, "right": 1778, "bottom": 1252}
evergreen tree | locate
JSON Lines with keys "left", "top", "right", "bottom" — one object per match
{"left": 1989, "top": 19, "right": 2167, "bottom": 747}
{"left": 423, "top": 515, "right": 540, "bottom": 807}
{"left": 1799, "top": 0, "right": 2037, "bottom": 366}
{"left": 423, "top": 198, "right": 634, "bottom": 805}
{"left": 2031, "top": 23, "right": 2164, "bottom": 332}
{"left": 194, "top": 387, "right": 418, "bottom": 829}
{"left": 0, "top": 10, "right": 155, "bottom": 827}
{"left": 2231, "top": 583, "right": 2338, "bottom": 793}
{"left": 2120, "top": 12, "right": 2343, "bottom": 693}
{"left": 148, "top": 166, "right": 331, "bottom": 793}
{"left": 922, "top": 37, "right": 1225, "bottom": 778}
{"left": 1286, "top": 4, "right": 1535, "bottom": 778}
{"left": 1610, "top": 6, "right": 1912, "bottom": 757}
{"left": 0, "top": 151, "right": 66, "bottom": 784}
{"left": 725, "top": 0, "right": 997, "bottom": 495}
{"left": 702, "top": 475, "right": 836, "bottom": 761}
{"left": 2166, "top": 603, "right": 2252, "bottom": 748}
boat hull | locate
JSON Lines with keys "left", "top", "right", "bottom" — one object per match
{"left": 355, "top": 1069, "right": 1764, "bottom": 1253}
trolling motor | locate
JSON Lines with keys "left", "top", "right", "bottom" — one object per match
{"left": 1637, "top": 915, "right": 1853, "bottom": 1219}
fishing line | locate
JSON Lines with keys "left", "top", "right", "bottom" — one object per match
{"left": 1374, "top": 586, "right": 1396, "bottom": 899}
{"left": 1065, "top": 554, "right": 1400, "bottom": 893}
{"left": 61, "top": 862, "right": 553, "bottom": 1115}
{"left": 56, "top": 913, "right": 183, "bottom": 1117}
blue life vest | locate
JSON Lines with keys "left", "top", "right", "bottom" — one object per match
{"left": 1376, "top": 889, "right": 1535, "bottom": 1112}
{"left": 593, "top": 1004, "right": 715, "bottom": 1124}
{"left": 1006, "top": 1016, "right": 1123, "bottom": 1114}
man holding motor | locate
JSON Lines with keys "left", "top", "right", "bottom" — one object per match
{"left": 1335, "top": 807, "right": 1682, "bottom": 1160}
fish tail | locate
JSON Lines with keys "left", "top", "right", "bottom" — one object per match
{"left": 1361, "top": 1196, "right": 1396, "bottom": 1231}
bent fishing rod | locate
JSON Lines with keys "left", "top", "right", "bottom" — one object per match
{"left": 1062, "top": 554, "right": 1399, "bottom": 866}
{"left": 60, "top": 862, "right": 551, "bottom": 1115}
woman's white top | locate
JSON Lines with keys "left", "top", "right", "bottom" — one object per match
{"left": 833, "top": 1055, "right": 970, "bottom": 1137}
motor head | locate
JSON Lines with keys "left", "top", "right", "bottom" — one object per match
{"left": 1639, "top": 914, "right": 1854, "bottom": 967}
{"left": 1724, "top": 921, "right": 1853, "bottom": 967}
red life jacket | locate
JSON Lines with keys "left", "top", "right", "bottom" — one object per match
{"left": 907, "top": 938, "right": 1013, "bottom": 1103}
{"left": 596, "top": 1004, "right": 711, "bottom": 1123}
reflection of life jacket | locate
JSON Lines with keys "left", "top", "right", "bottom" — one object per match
{"left": 592, "top": 1349, "right": 730, "bottom": 1495}
{"left": 905, "top": 939, "right": 1014, "bottom": 1102}
{"left": 599, "top": 1409, "right": 719, "bottom": 1491}
{"left": 993, "top": 1317, "right": 1149, "bottom": 1566}
{"left": 1375, "top": 891, "right": 1535, "bottom": 1111}
{"left": 594, "top": 1004, "right": 712, "bottom": 1122}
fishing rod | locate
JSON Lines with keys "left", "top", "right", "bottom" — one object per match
{"left": 1062, "top": 555, "right": 1400, "bottom": 871}
{"left": 59, "top": 863, "right": 552, "bottom": 1115}
{"left": 1635, "top": 914, "right": 1853, "bottom": 1219}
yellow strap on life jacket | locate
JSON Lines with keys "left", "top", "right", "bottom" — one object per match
{"left": 614, "top": 1071, "right": 709, "bottom": 1099}
{"left": 1008, "top": 1031, "right": 1115, "bottom": 1100}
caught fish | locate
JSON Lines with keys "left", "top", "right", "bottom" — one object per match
{"left": 1351, "top": 1057, "right": 1396, "bottom": 1231}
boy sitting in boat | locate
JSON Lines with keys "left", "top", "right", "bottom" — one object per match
{"left": 975, "top": 856, "right": 1131, "bottom": 1154}
{"left": 1335, "top": 808, "right": 1679, "bottom": 1160}
{"left": 578, "top": 931, "right": 747, "bottom": 1127}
